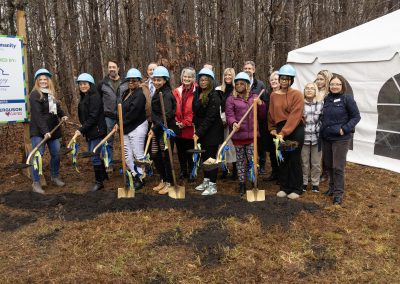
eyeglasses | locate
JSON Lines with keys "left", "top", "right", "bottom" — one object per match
{"left": 305, "top": 87, "right": 315, "bottom": 91}
{"left": 128, "top": 78, "right": 140, "bottom": 82}
{"left": 330, "top": 83, "right": 342, "bottom": 87}
{"left": 279, "top": 77, "right": 290, "bottom": 82}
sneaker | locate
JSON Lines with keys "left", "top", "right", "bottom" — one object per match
{"left": 287, "top": 192, "right": 300, "bottom": 199}
{"left": 276, "top": 190, "right": 287, "bottom": 198}
{"left": 51, "top": 176, "right": 65, "bottom": 187}
{"left": 32, "top": 182, "right": 45, "bottom": 194}
{"left": 201, "top": 182, "right": 217, "bottom": 195}
{"left": 312, "top": 185, "right": 320, "bottom": 193}
{"left": 158, "top": 183, "right": 171, "bottom": 195}
{"left": 195, "top": 178, "right": 209, "bottom": 191}
{"left": 153, "top": 180, "right": 165, "bottom": 191}
{"left": 302, "top": 185, "right": 307, "bottom": 192}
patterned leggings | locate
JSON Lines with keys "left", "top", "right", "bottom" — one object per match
{"left": 235, "top": 144, "right": 254, "bottom": 183}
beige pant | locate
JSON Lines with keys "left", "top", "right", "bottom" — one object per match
{"left": 301, "top": 144, "right": 322, "bottom": 186}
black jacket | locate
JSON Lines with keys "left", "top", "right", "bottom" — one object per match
{"left": 121, "top": 87, "right": 147, "bottom": 135}
{"left": 78, "top": 87, "right": 107, "bottom": 140}
{"left": 193, "top": 90, "right": 224, "bottom": 147}
{"left": 29, "top": 90, "right": 65, "bottom": 139}
{"left": 151, "top": 84, "right": 178, "bottom": 136}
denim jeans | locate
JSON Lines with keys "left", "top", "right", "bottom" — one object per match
{"left": 31, "top": 136, "right": 61, "bottom": 182}
{"left": 105, "top": 117, "right": 115, "bottom": 164}
{"left": 88, "top": 137, "right": 102, "bottom": 166}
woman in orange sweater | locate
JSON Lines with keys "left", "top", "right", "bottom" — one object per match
{"left": 268, "top": 64, "right": 304, "bottom": 199}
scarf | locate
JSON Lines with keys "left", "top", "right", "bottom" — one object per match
{"left": 41, "top": 88, "right": 57, "bottom": 115}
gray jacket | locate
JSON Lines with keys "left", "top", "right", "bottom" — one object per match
{"left": 97, "top": 76, "right": 121, "bottom": 119}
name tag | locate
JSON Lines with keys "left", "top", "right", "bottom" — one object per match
{"left": 334, "top": 98, "right": 341, "bottom": 103}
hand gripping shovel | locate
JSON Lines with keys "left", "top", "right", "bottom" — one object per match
{"left": 202, "top": 89, "right": 265, "bottom": 171}
{"left": 246, "top": 99, "right": 265, "bottom": 202}
{"left": 159, "top": 92, "right": 185, "bottom": 199}
{"left": 117, "top": 103, "right": 135, "bottom": 198}
{"left": 5, "top": 120, "right": 65, "bottom": 170}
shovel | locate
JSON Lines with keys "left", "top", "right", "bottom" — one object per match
{"left": 203, "top": 89, "right": 265, "bottom": 171}
{"left": 246, "top": 99, "right": 265, "bottom": 202}
{"left": 117, "top": 103, "right": 135, "bottom": 198}
{"left": 187, "top": 125, "right": 206, "bottom": 154}
{"left": 134, "top": 128, "right": 154, "bottom": 167}
{"left": 159, "top": 92, "right": 185, "bottom": 199}
{"left": 78, "top": 128, "right": 118, "bottom": 158}
{"left": 59, "top": 132, "right": 81, "bottom": 156}
{"left": 6, "top": 120, "right": 65, "bottom": 170}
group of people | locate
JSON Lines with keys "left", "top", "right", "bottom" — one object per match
{"left": 28, "top": 60, "right": 360, "bottom": 205}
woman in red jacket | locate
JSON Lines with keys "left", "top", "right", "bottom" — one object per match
{"left": 173, "top": 67, "right": 196, "bottom": 182}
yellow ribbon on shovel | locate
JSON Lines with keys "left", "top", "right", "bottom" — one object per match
{"left": 33, "top": 151, "right": 43, "bottom": 175}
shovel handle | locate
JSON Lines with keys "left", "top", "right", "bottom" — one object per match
{"left": 26, "top": 120, "right": 65, "bottom": 165}
{"left": 67, "top": 132, "right": 80, "bottom": 148}
{"left": 118, "top": 104, "right": 127, "bottom": 187}
{"left": 159, "top": 92, "right": 178, "bottom": 186}
{"left": 144, "top": 130, "right": 153, "bottom": 156}
{"left": 253, "top": 99, "right": 258, "bottom": 188}
{"left": 92, "top": 127, "right": 118, "bottom": 154}
{"left": 216, "top": 89, "right": 265, "bottom": 161}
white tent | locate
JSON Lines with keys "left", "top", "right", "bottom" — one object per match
{"left": 287, "top": 9, "right": 400, "bottom": 173}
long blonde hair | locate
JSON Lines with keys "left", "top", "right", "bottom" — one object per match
{"left": 31, "top": 75, "right": 56, "bottom": 100}
{"left": 315, "top": 69, "right": 333, "bottom": 95}
{"left": 220, "top": 68, "right": 235, "bottom": 92}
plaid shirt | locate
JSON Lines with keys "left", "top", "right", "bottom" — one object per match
{"left": 303, "top": 99, "right": 323, "bottom": 145}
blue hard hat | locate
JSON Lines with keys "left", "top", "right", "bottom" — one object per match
{"left": 126, "top": 68, "right": 142, "bottom": 80}
{"left": 152, "top": 66, "right": 170, "bottom": 79}
{"left": 34, "top": 68, "right": 52, "bottom": 80}
{"left": 76, "top": 73, "right": 95, "bottom": 85}
{"left": 234, "top": 72, "right": 251, "bottom": 84}
{"left": 198, "top": 68, "right": 215, "bottom": 80}
{"left": 278, "top": 64, "right": 296, "bottom": 77}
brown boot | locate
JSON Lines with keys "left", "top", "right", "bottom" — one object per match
{"left": 153, "top": 180, "right": 165, "bottom": 191}
{"left": 158, "top": 182, "right": 171, "bottom": 195}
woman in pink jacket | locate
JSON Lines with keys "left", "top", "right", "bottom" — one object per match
{"left": 225, "top": 72, "right": 266, "bottom": 196}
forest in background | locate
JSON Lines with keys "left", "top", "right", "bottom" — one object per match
{"left": 0, "top": 0, "right": 399, "bottom": 114}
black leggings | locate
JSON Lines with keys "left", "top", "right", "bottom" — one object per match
{"left": 151, "top": 132, "right": 174, "bottom": 183}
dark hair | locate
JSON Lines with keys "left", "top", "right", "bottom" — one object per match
{"left": 107, "top": 59, "right": 119, "bottom": 67}
{"left": 329, "top": 74, "right": 347, "bottom": 94}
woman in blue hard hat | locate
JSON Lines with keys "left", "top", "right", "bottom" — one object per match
{"left": 29, "top": 68, "right": 68, "bottom": 194}
{"left": 148, "top": 66, "right": 178, "bottom": 195}
{"left": 119, "top": 68, "right": 148, "bottom": 190}
{"left": 75, "top": 73, "right": 108, "bottom": 192}
{"left": 193, "top": 68, "right": 224, "bottom": 196}
{"left": 225, "top": 72, "right": 266, "bottom": 196}
{"left": 268, "top": 64, "right": 305, "bottom": 199}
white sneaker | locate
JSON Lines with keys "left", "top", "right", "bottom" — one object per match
{"left": 195, "top": 178, "right": 209, "bottom": 191}
{"left": 201, "top": 182, "right": 217, "bottom": 195}
{"left": 287, "top": 192, "right": 300, "bottom": 199}
{"left": 276, "top": 190, "right": 287, "bottom": 198}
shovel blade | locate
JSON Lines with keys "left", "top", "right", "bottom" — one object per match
{"left": 202, "top": 163, "right": 220, "bottom": 171}
{"left": 187, "top": 149, "right": 206, "bottom": 154}
{"left": 4, "top": 163, "right": 32, "bottom": 170}
{"left": 78, "top": 152, "right": 96, "bottom": 158}
{"left": 246, "top": 189, "right": 265, "bottom": 202}
{"left": 134, "top": 159, "right": 153, "bottom": 167}
{"left": 117, "top": 187, "right": 135, "bottom": 198}
{"left": 59, "top": 147, "right": 73, "bottom": 155}
{"left": 168, "top": 185, "right": 185, "bottom": 199}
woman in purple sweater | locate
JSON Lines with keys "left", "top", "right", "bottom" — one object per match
{"left": 225, "top": 72, "right": 266, "bottom": 196}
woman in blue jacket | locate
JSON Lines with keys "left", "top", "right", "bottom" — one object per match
{"left": 320, "top": 74, "right": 361, "bottom": 205}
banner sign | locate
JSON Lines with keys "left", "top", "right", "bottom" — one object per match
{"left": 0, "top": 35, "right": 27, "bottom": 123}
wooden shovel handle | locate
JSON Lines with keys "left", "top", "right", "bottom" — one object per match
{"left": 26, "top": 120, "right": 65, "bottom": 165}
{"left": 118, "top": 104, "right": 127, "bottom": 186}
{"left": 253, "top": 99, "right": 258, "bottom": 188}
{"left": 92, "top": 127, "right": 118, "bottom": 154}
{"left": 144, "top": 126, "right": 153, "bottom": 155}
{"left": 67, "top": 132, "right": 80, "bottom": 148}
{"left": 216, "top": 89, "right": 265, "bottom": 160}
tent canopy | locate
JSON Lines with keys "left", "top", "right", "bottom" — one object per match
{"left": 287, "top": 9, "right": 400, "bottom": 64}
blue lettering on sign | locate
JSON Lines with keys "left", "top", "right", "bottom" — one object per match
{"left": 0, "top": 43, "right": 17, "bottom": 49}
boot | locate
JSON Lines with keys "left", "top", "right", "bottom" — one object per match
{"left": 221, "top": 168, "right": 228, "bottom": 179}
{"left": 239, "top": 182, "right": 246, "bottom": 197}
{"left": 133, "top": 176, "right": 144, "bottom": 190}
{"left": 231, "top": 163, "right": 238, "bottom": 180}
{"left": 91, "top": 165, "right": 105, "bottom": 192}
{"left": 51, "top": 176, "right": 65, "bottom": 187}
{"left": 32, "top": 182, "right": 45, "bottom": 194}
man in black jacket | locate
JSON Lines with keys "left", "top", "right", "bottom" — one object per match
{"left": 97, "top": 60, "right": 121, "bottom": 172}
{"left": 243, "top": 60, "right": 268, "bottom": 174}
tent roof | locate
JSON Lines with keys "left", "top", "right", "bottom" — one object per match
{"left": 287, "top": 9, "right": 400, "bottom": 64}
